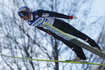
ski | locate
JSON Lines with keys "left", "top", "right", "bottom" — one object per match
{"left": 43, "top": 23, "right": 105, "bottom": 59}
{"left": 1, "top": 54, "right": 105, "bottom": 65}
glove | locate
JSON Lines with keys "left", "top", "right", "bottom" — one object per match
{"left": 69, "top": 16, "right": 78, "bottom": 19}
{"left": 48, "top": 33, "right": 52, "bottom": 35}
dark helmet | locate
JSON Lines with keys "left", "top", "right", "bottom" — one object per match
{"left": 18, "top": 6, "right": 31, "bottom": 18}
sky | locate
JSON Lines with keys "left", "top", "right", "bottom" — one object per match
{"left": 92, "top": 0, "right": 105, "bottom": 16}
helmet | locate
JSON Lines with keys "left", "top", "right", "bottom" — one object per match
{"left": 18, "top": 6, "right": 31, "bottom": 18}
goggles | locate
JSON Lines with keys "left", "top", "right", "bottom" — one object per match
{"left": 19, "top": 11, "right": 27, "bottom": 18}
{"left": 19, "top": 10, "right": 31, "bottom": 18}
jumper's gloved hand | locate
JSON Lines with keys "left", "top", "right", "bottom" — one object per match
{"left": 69, "top": 16, "right": 78, "bottom": 19}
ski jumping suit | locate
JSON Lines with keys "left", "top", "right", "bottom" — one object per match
{"left": 28, "top": 9, "right": 100, "bottom": 59}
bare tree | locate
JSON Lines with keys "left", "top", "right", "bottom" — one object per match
{"left": 0, "top": 0, "right": 105, "bottom": 70}
{"left": 91, "top": 65, "right": 105, "bottom": 70}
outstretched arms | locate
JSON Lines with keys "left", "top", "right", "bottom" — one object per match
{"left": 37, "top": 9, "right": 77, "bottom": 19}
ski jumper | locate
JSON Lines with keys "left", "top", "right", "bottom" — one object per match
{"left": 28, "top": 9, "right": 100, "bottom": 59}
